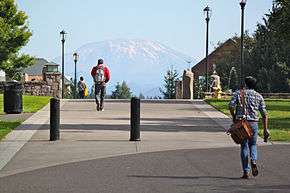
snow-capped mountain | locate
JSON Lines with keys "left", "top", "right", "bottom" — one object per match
{"left": 53, "top": 39, "right": 194, "bottom": 97}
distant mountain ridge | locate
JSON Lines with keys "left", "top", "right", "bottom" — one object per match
{"left": 53, "top": 39, "right": 195, "bottom": 97}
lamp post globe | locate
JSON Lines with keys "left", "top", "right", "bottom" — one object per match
{"left": 240, "top": 0, "right": 247, "bottom": 7}
{"left": 203, "top": 6, "right": 212, "bottom": 21}
{"left": 73, "top": 52, "right": 79, "bottom": 63}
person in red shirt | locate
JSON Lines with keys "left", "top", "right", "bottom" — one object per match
{"left": 91, "top": 59, "right": 110, "bottom": 111}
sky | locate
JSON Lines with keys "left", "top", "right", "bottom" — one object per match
{"left": 16, "top": 0, "right": 273, "bottom": 62}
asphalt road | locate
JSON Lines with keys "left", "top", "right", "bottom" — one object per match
{"left": 1, "top": 144, "right": 289, "bottom": 193}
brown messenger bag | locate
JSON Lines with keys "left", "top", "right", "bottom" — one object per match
{"left": 228, "top": 89, "right": 253, "bottom": 144}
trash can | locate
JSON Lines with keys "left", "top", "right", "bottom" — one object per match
{"left": 4, "top": 81, "right": 23, "bottom": 114}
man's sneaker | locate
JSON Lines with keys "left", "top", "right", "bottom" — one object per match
{"left": 241, "top": 172, "right": 249, "bottom": 179}
{"left": 100, "top": 108, "right": 104, "bottom": 112}
{"left": 96, "top": 104, "right": 100, "bottom": 111}
{"left": 251, "top": 160, "right": 259, "bottom": 177}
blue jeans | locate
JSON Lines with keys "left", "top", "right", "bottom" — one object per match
{"left": 240, "top": 122, "right": 258, "bottom": 173}
{"left": 95, "top": 83, "right": 106, "bottom": 108}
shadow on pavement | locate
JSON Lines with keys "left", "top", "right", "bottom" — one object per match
{"left": 16, "top": 123, "right": 224, "bottom": 132}
{"left": 14, "top": 116, "right": 227, "bottom": 132}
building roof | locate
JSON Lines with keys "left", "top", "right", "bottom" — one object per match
{"left": 22, "top": 58, "right": 72, "bottom": 85}
{"left": 23, "top": 58, "right": 59, "bottom": 75}
{"left": 191, "top": 38, "right": 237, "bottom": 75}
{"left": 64, "top": 76, "right": 72, "bottom": 85}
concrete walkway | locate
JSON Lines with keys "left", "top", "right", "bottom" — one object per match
{"left": 1, "top": 99, "right": 287, "bottom": 193}
{"left": 0, "top": 104, "right": 51, "bottom": 172}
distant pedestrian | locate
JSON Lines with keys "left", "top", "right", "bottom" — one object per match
{"left": 77, "top": 76, "right": 87, "bottom": 99}
{"left": 228, "top": 76, "right": 270, "bottom": 179}
{"left": 91, "top": 59, "right": 110, "bottom": 111}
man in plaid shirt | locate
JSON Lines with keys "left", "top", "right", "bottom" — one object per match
{"left": 229, "top": 76, "right": 270, "bottom": 179}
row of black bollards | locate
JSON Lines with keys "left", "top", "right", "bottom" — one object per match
{"left": 49, "top": 97, "right": 141, "bottom": 141}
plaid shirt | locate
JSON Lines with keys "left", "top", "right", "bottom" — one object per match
{"left": 228, "top": 89, "right": 267, "bottom": 121}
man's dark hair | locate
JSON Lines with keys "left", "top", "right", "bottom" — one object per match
{"left": 98, "top": 59, "right": 103, "bottom": 64}
{"left": 245, "top": 76, "right": 257, "bottom": 89}
{"left": 80, "top": 76, "right": 84, "bottom": 81}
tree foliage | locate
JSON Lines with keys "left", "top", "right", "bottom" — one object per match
{"left": 0, "top": 0, "right": 33, "bottom": 79}
{"left": 215, "top": 2, "right": 290, "bottom": 93}
{"left": 139, "top": 93, "right": 145, "bottom": 99}
{"left": 160, "top": 67, "right": 179, "bottom": 99}
{"left": 273, "top": 0, "right": 290, "bottom": 44}
{"left": 228, "top": 67, "right": 239, "bottom": 92}
{"left": 111, "top": 81, "right": 132, "bottom": 99}
{"left": 3, "top": 54, "right": 34, "bottom": 80}
{"left": 215, "top": 34, "right": 255, "bottom": 91}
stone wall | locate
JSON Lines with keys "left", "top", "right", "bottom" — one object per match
{"left": 261, "top": 93, "right": 290, "bottom": 99}
{"left": 206, "top": 92, "right": 290, "bottom": 99}
{"left": 0, "top": 72, "right": 61, "bottom": 98}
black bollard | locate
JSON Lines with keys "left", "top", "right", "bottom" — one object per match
{"left": 130, "top": 97, "right": 140, "bottom": 141}
{"left": 50, "top": 98, "right": 60, "bottom": 141}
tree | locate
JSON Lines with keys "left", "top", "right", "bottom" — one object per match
{"left": 250, "top": 2, "right": 290, "bottom": 92}
{"left": 64, "top": 78, "right": 74, "bottom": 99}
{"left": 160, "top": 66, "right": 179, "bottom": 99}
{"left": 111, "top": 81, "right": 132, "bottom": 99}
{"left": 215, "top": 41, "right": 240, "bottom": 90}
{"left": 89, "top": 85, "right": 95, "bottom": 99}
{"left": 139, "top": 93, "right": 145, "bottom": 99}
{"left": 215, "top": 34, "right": 255, "bottom": 90}
{"left": 213, "top": 0, "right": 290, "bottom": 93}
{"left": 215, "top": 18, "right": 290, "bottom": 93}
{"left": 273, "top": 0, "right": 290, "bottom": 45}
{"left": 228, "top": 67, "right": 239, "bottom": 92}
{"left": 0, "top": 0, "right": 33, "bottom": 80}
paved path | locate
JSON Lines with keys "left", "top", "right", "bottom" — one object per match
{"left": 0, "top": 100, "right": 289, "bottom": 193}
{"left": 1, "top": 145, "right": 290, "bottom": 193}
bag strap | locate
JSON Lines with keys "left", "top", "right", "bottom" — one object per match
{"left": 240, "top": 89, "right": 248, "bottom": 117}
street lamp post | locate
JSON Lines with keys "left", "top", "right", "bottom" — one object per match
{"left": 186, "top": 60, "right": 192, "bottom": 70}
{"left": 73, "top": 52, "right": 79, "bottom": 99}
{"left": 204, "top": 6, "right": 212, "bottom": 93}
{"left": 60, "top": 30, "right": 67, "bottom": 99}
{"left": 240, "top": 0, "right": 247, "bottom": 86}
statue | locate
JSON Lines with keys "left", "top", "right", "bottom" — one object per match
{"left": 210, "top": 64, "right": 222, "bottom": 98}
{"left": 182, "top": 69, "right": 194, "bottom": 100}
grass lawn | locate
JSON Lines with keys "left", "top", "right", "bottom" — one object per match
{"left": 0, "top": 121, "right": 22, "bottom": 140}
{"left": 205, "top": 98, "right": 290, "bottom": 142}
{"left": 0, "top": 94, "right": 51, "bottom": 140}
{"left": 0, "top": 94, "right": 51, "bottom": 114}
